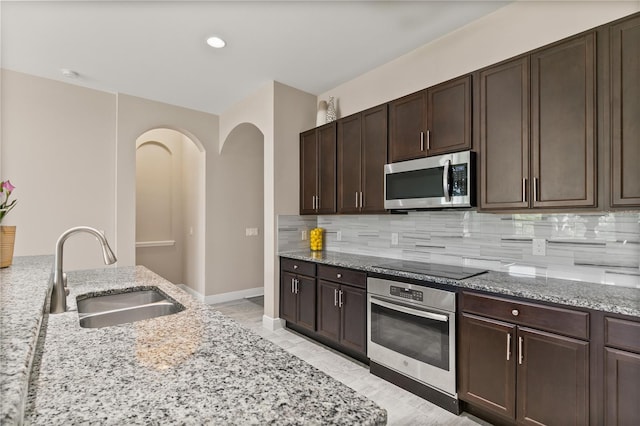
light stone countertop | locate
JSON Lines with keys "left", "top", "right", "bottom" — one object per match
{"left": 2, "top": 256, "right": 387, "bottom": 425}
{"left": 280, "top": 250, "right": 640, "bottom": 318}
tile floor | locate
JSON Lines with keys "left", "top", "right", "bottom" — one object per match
{"left": 213, "top": 296, "right": 490, "bottom": 426}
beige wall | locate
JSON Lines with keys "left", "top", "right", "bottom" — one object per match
{"left": 0, "top": 69, "right": 117, "bottom": 271}
{"left": 318, "top": 1, "right": 640, "bottom": 117}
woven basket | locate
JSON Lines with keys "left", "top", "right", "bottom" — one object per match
{"left": 0, "top": 226, "right": 16, "bottom": 268}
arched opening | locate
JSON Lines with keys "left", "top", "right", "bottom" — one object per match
{"left": 135, "top": 128, "right": 205, "bottom": 295}
{"left": 212, "top": 123, "right": 264, "bottom": 301}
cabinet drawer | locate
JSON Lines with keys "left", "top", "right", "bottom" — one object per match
{"left": 461, "top": 292, "right": 589, "bottom": 340}
{"left": 317, "top": 265, "right": 366, "bottom": 289}
{"left": 605, "top": 317, "right": 640, "bottom": 353}
{"left": 281, "top": 258, "right": 316, "bottom": 276}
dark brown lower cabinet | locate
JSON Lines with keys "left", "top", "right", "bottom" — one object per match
{"left": 460, "top": 309, "right": 589, "bottom": 425}
{"left": 605, "top": 348, "right": 640, "bottom": 425}
{"left": 280, "top": 271, "right": 316, "bottom": 332}
{"left": 317, "top": 279, "right": 367, "bottom": 356}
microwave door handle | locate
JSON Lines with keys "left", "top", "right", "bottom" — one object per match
{"left": 370, "top": 296, "right": 449, "bottom": 322}
{"left": 443, "top": 159, "right": 451, "bottom": 202}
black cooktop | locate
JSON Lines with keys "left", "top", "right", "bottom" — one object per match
{"left": 374, "top": 260, "right": 487, "bottom": 280}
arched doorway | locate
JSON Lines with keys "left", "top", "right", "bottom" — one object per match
{"left": 135, "top": 128, "right": 206, "bottom": 295}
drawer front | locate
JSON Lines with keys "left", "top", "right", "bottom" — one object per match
{"left": 461, "top": 291, "right": 589, "bottom": 340}
{"left": 606, "top": 317, "right": 640, "bottom": 353}
{"left": 280, "top": 258, "right": 316, "bottom": 276}
{"left": 317, "top": 265, "right": 366, "bottom": 289}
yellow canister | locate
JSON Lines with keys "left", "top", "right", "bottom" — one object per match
{"left": 309, "top": 227, "right": 324, "bottom": 251}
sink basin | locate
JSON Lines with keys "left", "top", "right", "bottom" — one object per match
{"left": 77, "top": 287, "right": 184, "bottom": 328}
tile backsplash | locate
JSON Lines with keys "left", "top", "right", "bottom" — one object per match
{"left": 278, "top": 211, "right": 640, "bottom": 288}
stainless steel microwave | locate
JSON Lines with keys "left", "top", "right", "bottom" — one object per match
{"left": 384, "top": 150, "right": 475, "bottom": 210}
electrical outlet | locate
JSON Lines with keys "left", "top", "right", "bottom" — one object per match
{"left": 336, "top": 231, "right": 342, "bottom": 241}
{"left": 245, "top": 227, "right": 258, "bottom": 236}
{"left": 391, "top": 233, "right": 399, "bottom": 246}
{"left": 532, "top": 238, "right": 546, "bottom": 256}
{"left": 301, "top": 230, "right": 308, "bottom": 241}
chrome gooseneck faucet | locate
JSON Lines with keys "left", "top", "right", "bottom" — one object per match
{"left": 50, "top": 226, "right": 117, "bottom": 313}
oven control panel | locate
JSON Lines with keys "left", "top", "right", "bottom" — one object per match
{"left": 390, "top": 286, "right": 423, "bottom": 302}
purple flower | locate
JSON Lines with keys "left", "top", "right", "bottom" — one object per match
{"left": 2, "top": 180, "right": 15, "bottom": 193}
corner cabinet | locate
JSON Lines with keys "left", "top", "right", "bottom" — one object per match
{"left": 300, "top": 123, "right": 336, "bottom": 215}
{"left": 459, "top": 291, "right": 590, "bottom": 425}
{"left": 337, "top": 104, "right": 388, "bottom": 214}
{"left": 610, "top": 14, "right": 640, "bottom": 207}
{"left": 480, "top": 33, "right": 597, "bottom": 211}
{"left": 280, "top": 258, "right": 316, "bottom": 332}
{"left": 389, "top": 75, "right": 472, "bottom": 163}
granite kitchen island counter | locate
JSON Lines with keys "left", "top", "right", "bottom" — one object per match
{"left": 4, "top": 258, "right": 386, "bottom": 425}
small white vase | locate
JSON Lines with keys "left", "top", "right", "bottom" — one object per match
{"left": 316, "top": 100, "right": 328, "bottom": 126}
{"left": 326, "top": 96, "right": 337, "bottom": 123}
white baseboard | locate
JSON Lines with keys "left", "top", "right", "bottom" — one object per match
{"left": 176, "top": 284, "right": 205, "bottom": 302}
{"left": 204, "top": 286, "right": 264, "bottom": 305}
{"left": 262, "top": 314, "right": 285, "bottom": 331}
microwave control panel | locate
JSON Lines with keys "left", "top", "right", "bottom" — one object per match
{"left": 390, "top": 286, "right": 424, "bottom": 302}
{"left": 451, "top": 164, "right": 468, "bottom": 196}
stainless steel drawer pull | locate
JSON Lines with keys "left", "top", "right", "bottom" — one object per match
{"left": 512, "top": 309, "right": 519, "bottom": 316}
{"left": 426, "top": 130, "right": 431, "bottom": 150}
{"left": 420, "top": 131, "right": 425, "bottom": 151}
{"left": 291, "top": 278, "right": 295, "bottom": 294}
{"left": 507, "top": 333, "right": 512, "bottom": 361}
{"left": 293, "top": 264, "right": 298, "bottom": 269}
{"left": 295, "top": 279, "right": 299, "bottom": 294}
{"left": 336, "top": 273, "right": 342, "bottom": 279}
{"left": 355, "top": 192, "right": 359, "bottom": 208}
{"left": 338, "top": 290, "right": 344, "bottom": 308}
{"left": 518, "top": 336, "right": 524, "bottom": 365}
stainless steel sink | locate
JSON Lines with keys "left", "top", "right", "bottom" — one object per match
{"left": 77, "top": 287, "right": 184, "bottom": 328}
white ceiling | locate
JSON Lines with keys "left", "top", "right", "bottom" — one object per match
{"left": 1, "top": 1, "right": 509, "bottom": 115}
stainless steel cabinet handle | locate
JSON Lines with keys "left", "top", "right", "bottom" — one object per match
{"left": 336, "top": 273, "right": 342, "bottom": 279}
{"left": 334, "top": 288, "right": 338, "bottom": 306}
{"left": 512, "top": 309, "right": 519, "bottom": 316}
{"left": 443, "top": 159, "right": 451, "bottom": 202}
{"left": 522, "top": 178, "right": 527, "bottom": 203}
{"left": 420, "top": 131, "right": 425, "bottom": 151}
{"left": 426, "top": 130, "right": 431, "bottom": 150}
{"left": 295, "top": 279, "right": 299, "bottom": 294}
{"left": 355, "top": 192, "right": 359, "bottom": 208}
{"left": 291, "top": 278, "right": 295, "bottom": 294}
{"left": 338, "top": 290, "right": 344, "bottom": 308}
{"left": 518, "top": 336, "right": 524, "bottom": 365}
{"left": 507, "top": 333, "right": 512, "bottom": 361}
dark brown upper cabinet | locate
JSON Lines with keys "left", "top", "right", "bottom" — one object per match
{"left": 389, "top": 75, "right": 472, "bottom": 163}
{"left": 610, "top": 14, "right": 640, "bottom": 208}
{"left": 480, "top": 56, "right": 530, "bottom": 210}
{"left": 480, "top": 33, "right": 597, "bottom": 211}
{"left": 300, "top": 123, "right": 336, "bottom": 215}
{"left": 531, "top": 33, "right": 596, "bottom": 209}
{"left": 427, "top": 75, "right": 472, "bottom": 156}
{"left": 337, "top": 104, "right": 388, "bottom": 214}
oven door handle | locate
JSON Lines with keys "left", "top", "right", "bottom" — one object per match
{"left": 370, "top": 295, "right": 449, "bottom": 322}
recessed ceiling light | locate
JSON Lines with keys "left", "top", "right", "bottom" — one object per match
{"left": 60, "top": 68, "right": 79, "bottom": 79}
{"left": 206, "top": 36, "right": 226, "bottom": 49}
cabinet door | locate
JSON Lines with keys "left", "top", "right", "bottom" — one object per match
{"left": 459, "top": 313, "right": 517, "bottom": 421}
{"left": 605, "top": 347, "right": 640, "bottom": 425}
{"left": 339, "top": 285, "right": 367, "bottom": 355}
{"left": 317, "top": 123, "right": 337, "bottom": 214}
{"left": 280, "top": 271, "right": 297, "bottom": 323}
{"left": 296, "top": 274, "right": 316, "bottom": 332}
{"left": 337, "top": 114, "right": 362, "bottom": 214}
{"left": 531, "top": 33, "right": 596, "bottom": 208}
{"left": 611, "top": 15, "right": 640, "bottom": 207}
{"left": 427, "top": 75, "right": 472, "bottom": 156}
{"left": 479, "top": 57, "right": 530, "bottom": 210}
{"left": 361, "top": 104, "right": 388, "bottom": 213}
{"left": 389, "top": 91, "right": 427, "bottom": 162}
{"left": 316, "top": 280, "right": 341, "bottom": 342}
{"left": 300, "top": 129, "right": 318, "bottom": 215}
{"left": 517, "top": 327, "right": 589, "bottom": 426}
